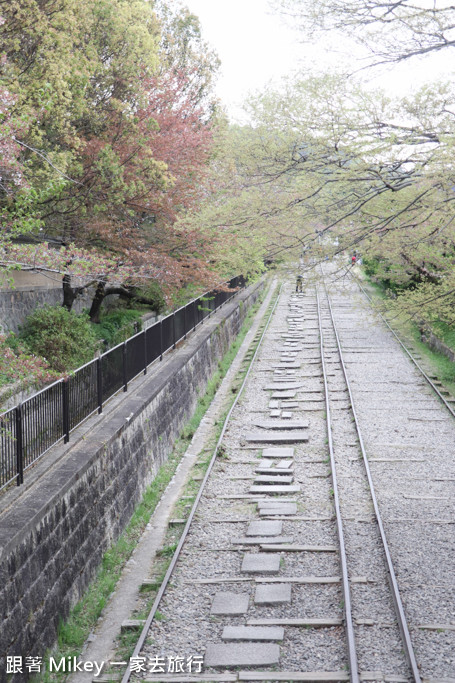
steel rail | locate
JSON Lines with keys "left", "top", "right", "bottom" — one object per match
{"left": 348, "top": 269, "right": 455, "bottom": 419}
{"left": 315, "top": 288, "right": 360, "bottom": 683}
{"left": 120, "top": 282, "right": 283, "bottom": 683}
{"left": 320, "top": 270, "right": 422, "bottom": 683}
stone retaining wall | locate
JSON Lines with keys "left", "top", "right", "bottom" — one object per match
{"left": 420, "top": 326, "right": 455, "bottom": 362}
{"left": 0, "top": 271, "right": 121, "bottom": 333}
{"left": 0, "top": 280, "right": 263, "bottom": 680}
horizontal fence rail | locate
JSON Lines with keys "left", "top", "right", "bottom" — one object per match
{"left": 0, "top": 275, "right": 246, "bottom": 491}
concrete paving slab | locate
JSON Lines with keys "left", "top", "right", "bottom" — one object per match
{"left": 254, "top": 583, "right": 292, "bottom": 604}
{"left": 257, "top": 498, "right": 297, "bottom": 506}
{"left": 254, "top": 475, "right": 294, "bottom": 484}
{"left": 221, "top": 625, "right": 284, "bottom": 641}
{"left": 265, "top": 383, "right": 304, "bottom": 391}
{"left": 257, "top": 459, "right": 273, "bottom": 468}
{"left": 232, "top": 536, "right": 294, "bottom": 545}
{"left": 272, "top": 376, "right": 301, "bottom": 382}
{"left": 238, "top": 671, "right": 350, "bottom": 681}
{"left": 246, "top": 618, "right": 343, "bottom": 627}
{"left": 270, "top": 410, "right": 281, "bottom": 417}
{"left": 275, "top": 459, "right": 293, "bottom": 469}
{"left": 204, "top": 643, "right": 280, "bottom": 667}
{"left": 268, "top": 400, "right": 280, "bottom": 408}
{"left": 247, "top": 520, "right": 283, "bottom": 536}
{"left": 260, "top": 544, "right": 337, "bottom": 552}
{"left": 262, "top": 447, "right": 294, "bottom": 458}
{"left": 249, "top": 484, "right": 301, "bottom": 494}
{"left": 271, "top": 391, "right": 297, "bottom": 398}
{"left": 259, "top": 507, "right": 297, "bottom": 516}
{"left": 241, "top": 553, "right": 281, "bottom": 574}
{"left": 255, "top": 576, "right": 341, "bottom": 584}
{"left": 255, "top": 467, "right": 294, "bottom": 475}
{"left": 144, "top": 676, "right": 238, "bottom": 682}
{"left": 254, "top": 420, "right": 309, "bottom": 430}
{"left": 257, "top": 507, "right": 296, "bottom": 514}
{"left": 246, "top": 432, "right": 308, "bottom": 443}
{"left": 210, "top": 591, "right": 249, "bottom": 615}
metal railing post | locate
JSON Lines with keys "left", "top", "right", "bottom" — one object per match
{"left": 143, "top": 330, "right": 147, "bottom": 375}
{"left": 97, "top": 358, "right": 103, "bottom": 414}
{"left": 15, "top": 403, "right": 24, "bottom": 486}
{"left": 123, "top": 342, "right": 128, "bottom": 391}
{"left": 172, "top": 313, "right": 176, "bottom": 349}
{"left": 184, "top": 305, "right": 187, "bottom": 340}
{"left": 62, "top": 379, "right": 70, "bottom": 444}
{"left": 160, "top": 320, "right": 163, "bottom": 361}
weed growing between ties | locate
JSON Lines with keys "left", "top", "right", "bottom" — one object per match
{"left": 35, "top": 282, "right": 269, "bottom": 683}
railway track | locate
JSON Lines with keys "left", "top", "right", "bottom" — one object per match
{"left": 115, "top": 268, "right": 455, "bottom": 683}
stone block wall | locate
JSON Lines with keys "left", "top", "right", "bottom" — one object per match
{"left": 420, "top": 325, "right": 455, "bottom": 362}
{"left": 0, "top": 281, "right": 263, "bottom": 680}
{"left": 0, "top": 271, "right": 119, "bottom": 333}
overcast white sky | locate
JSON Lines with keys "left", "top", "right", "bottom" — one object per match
{"left": 183, "top": 0, "right": 311, "bottom": 120}
{"left": 182, "top": 0, "right": 452, "bottom": 121}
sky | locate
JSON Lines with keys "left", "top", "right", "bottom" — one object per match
{"left": 182, "top": 0, "right": 452, "bottom": 122}
{"left": 182, "top": 0, "right": 311, "bottom": 120}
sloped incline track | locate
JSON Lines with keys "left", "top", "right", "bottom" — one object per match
{"left": 117, "top": 271, "right": 455, "bottom": 683}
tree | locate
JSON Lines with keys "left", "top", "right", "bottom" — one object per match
{"left": 172, "top": 122, "right": 302, "bottom": 276}
{"left": 202, "top": 72, "right": 455, "bottom": 281}
{"left": 0, "top": 1, "right": 235, "bottom": 317}
{"left": 0, "top": 0, "right": 221, "bottom": 242}
{"left": 0, "top": 239, "right": 223, "bottom": 322}
{"left": 0, "top": 15, "right": 40, "bottom": 234}
{"left": 0, "top": 0, "right": 160, "bottom": 237}
{"left": 154, "top": 0, "right": 221, "bottom": 118}
{"left": 273, "top": 0, "right": 455, "bottom": 66}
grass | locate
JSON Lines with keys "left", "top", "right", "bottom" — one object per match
{"left": 361, "top": 269, "right": 455, "bottom": 396}
{"left": 35, "top": 280, "right": 271, "bottom": 682}
{"left": 431, "top": 320, "right": 455, "bottom": 352}
{"left": 94, "top": 308, "right": 145, "bottom": 348}
{"left": 398, "top": 319, "right": 455, "bottom": 393}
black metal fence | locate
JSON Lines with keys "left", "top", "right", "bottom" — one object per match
{"left": 0, "top": 275, "right": 245, "bottom": 491}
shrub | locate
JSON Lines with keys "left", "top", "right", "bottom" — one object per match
{"left": 0, "top": 334, "right": 58, "bottom": 390}
{"left": 19, "top": 306, "right": 98, "bottom": 372}
{"left": 138, "top": 280, "right": 166, "bottom": 313}
{"left": 95, "top": 309, "right": 144, "bottom": 348}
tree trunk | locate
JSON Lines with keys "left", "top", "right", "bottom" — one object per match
{"left": 62, "top": 274, "right": 77, "bottom": 311}
{"left": 88, "top": 282, "right": 161, "bottom": 322}
{"left": 89, "top": 282, "right": 106, "bottom": 323}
